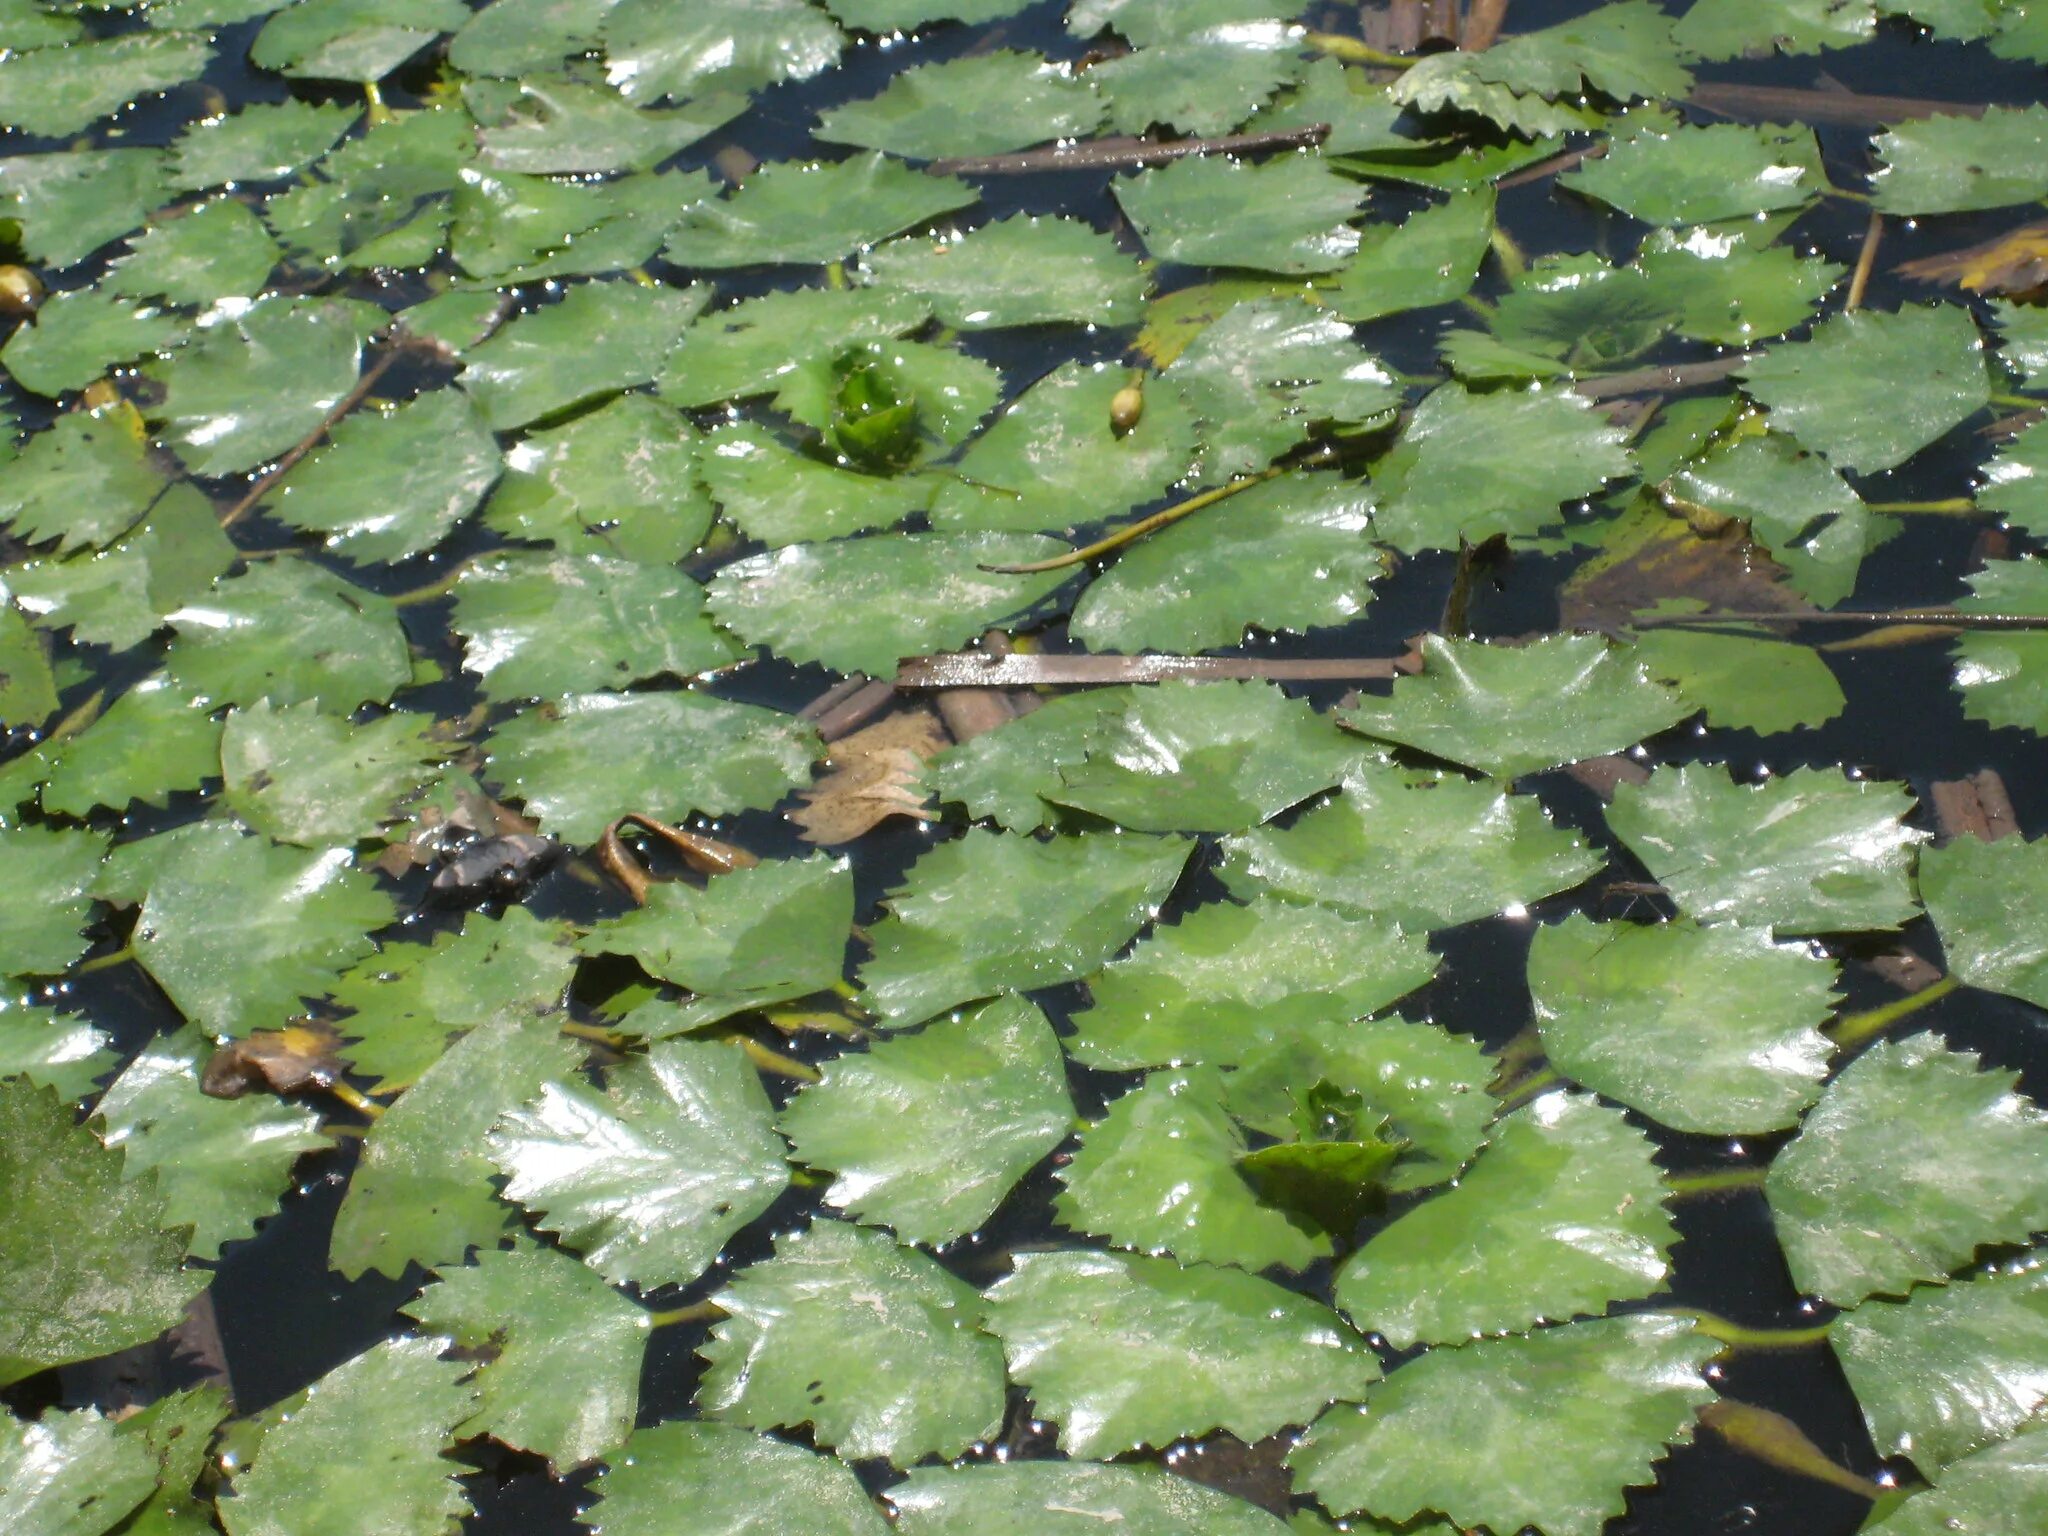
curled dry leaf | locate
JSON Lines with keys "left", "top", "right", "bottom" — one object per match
{"left": 788, "top": 708, "right": 949, "bottom": 845}
{"left": 199, "top": 1021, "right": 346, "bottom": 1100}
{"left": 1899, "top": 220, "right": 2048, "bottom": 298}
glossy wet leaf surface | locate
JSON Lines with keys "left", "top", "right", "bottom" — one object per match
{"left": 578, "top": 1420, "right": 888, "bottom": 1536}
{"left": 887, "top": 1461, "right": 1290, "bottom": 1535}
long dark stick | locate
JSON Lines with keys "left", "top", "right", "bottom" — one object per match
{"left": 219, "top": 347, "right": 402, "bottom": 529}
{"left": 927, "top": 124, "right": 1329, "bottom": 177}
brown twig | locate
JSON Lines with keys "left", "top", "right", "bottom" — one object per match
{"left": 1464, "top": 0, "right": 1512, "bottom": 49}
{"left": 927, "top": 123, "right": 1328, "bottom": 176}
{"left": 1845, "top": 209, "right": 1883, "bottom": 312}
{"left": 1632, "top": 608, "right": 2048, "bottom": 630}
{"left": 895, "top": 652, "right": 1407, "bottom": 687}
{"left": 1687, "top": 81, "right": 1986, "bottom": 127}
{"left": 1497, "top": 142, "right": 1601, "bottom": 191}
{"left": 218, "top": 347, "right": 403, "bottom": 529}
{"left": 1572, "top": 355, "right": 1754, "bottom": 403}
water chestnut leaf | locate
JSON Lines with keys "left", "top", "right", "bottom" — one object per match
{"left": 1768, "top": 1032, "right": 2048, "bottom": 1303}
{"left": 1833, "top": 1249, "right": 2048, "bottom": 1475}
{"left": 0, "top": 31, "right": 211, "bottom": 139}
{"left": 858, "top": 828, "right": 1191, "bottom": 1028}
{"left": 926, "top": 687, "right": 1128, "bottom": 832}
{"left": 0, "top": 1078, "right": 204, "bottom": 1388}
{"left": 476, "top": 77, "right": 744, "bottom": 174}
{"left": 888, "top": 1461, "right": 1291, "bottom": 1536}
{"left": 249, "top": 0, "right": 471, "bottom": 82}
{"left": 0, "top": 824, "right": 106, "bottom": 980}
{"left": 1370, "top": 381, "right": 1633, "bottom": 553}
{"left": 1673, "top": 0, "right": 1876, "bottom": 56}
{"left": 1047, "top": 680, "right": 1376, "bottom": 833}
{"left": 1336, "top": 1091, "right": 1675, "bottom": 1345}
{"left": 699, "top": 1218, "right": 1006, "bottom": 1463}
{"left": 817, "top": 52, "right": 1103, "bottom": 159}
{"left": 262, "top": 105, "right": 472, "bottom": 269}
{"left": 663, "top": 152, "right": 977, "bottom": 269}
{"left": 1, "top": 288, "right": 185, "bottom": 399}
{"left": 163, "top": 559, "right": 415, "bottom": 712}
{"left": 483, "top": 394, "right": 715, "bottom": 564}
{"left": 329, "top": 907, "right": 577, "bottom": 1092}
{"left": 0, "top": 1407, "right": 157, "bottom": 1536}
{"left": 1342, "top": 633, "right": 1690, "bottom": 780}
{"left": 1995, "top": 297, "right": 2048, "bottom": 389}
{"left": 132, "top": 821, "right": 395, "bottom": 1039}
{"left": 454, "top": 551, "right": 736, "bottom": 701}
{"left": 579, "top": 1420, "right": 889, "bottom": 1536}
{"left": 861, "top": 215, "right": 1148, "bottom": 332}
{"left": 602, "top": 0, "right": 845, "bottom": 102}
{"left": 405, "top": 1243, "right": 649, "bottom": 1469}
{"left": 1289, "top": 1312, "right": 1718, "bottom": 1536}
{"left": 780, "top": 993, "right": 1071, "bottom": 1245}
{"left": 0, "top": 0, "right": 82, "bottom": 48}
{"left": 1980, "top": 415, "right": 2048, "bottom": 534}
{"left": 0, "top": 148, "right": 167, "bottom": 269}
{"left": 1227, "top": 1016, "right": 1498, "bottom": 1194}
{"left": 1608, "top": 763, "right": 1922, "bottom": 934}
{"left": 107, "top": 199, "right": 283, "bottom": 307}
{"left": 168, "top": 98, "right": 358, "bottom": 192}
{"left": 38, "top": 673, "right": 222, "bottom": 818}
{"left": 1874, "top": 106, "right": 2048, "bottom": 214}
{"left": 330, "top": 1012, "right": 581, "bottom": 1278}
{"left": 773, "top": 336, "right": 1001, "bottom": 461}
{"left": 214, "top": 1335, "right": 477, "bottom": 1536}
{"left": 658, "top": 286, "right": 931, "bottom": 410}
{"left": 0, "top": 1000, "right": 113, "bottom": 1103}
{"left": 1634, "top": 228, "right": 1844, "bottom": 347}
{"left": 1068, "top": 0, "right": 1282, "bottom": 45}
{"left": 1738, "top": 305, "right": 1992, "bottom": 475}
{"left": 462, "top": 280, "right": 708, "bottom": 430}
{"left": 1332, "top": 188, "right": 1494, "bottom": 323}
{"left": 1115, "top": 154, "right": 1363, "bottom": 275}
{"left": 583, "top": 853, "right": 852, "bottom": 1029}
{"left": 698, "top": 423, "right": 930, "bottom": 547}
{"left": 1530, "top": 913, "right": 1837, "bottom": 1134}
{"left": 1952, "top": 557, "right": 2048, "bottom": 732}
{"left": 929, "top": 361, "right": 1199, "bottom": 534}
{"left": 0, "top": 406, "right": 165, "bottom": 555}
{"left": 219, "top": 699, "right": 457, "bottom": 847}
{"left": 1922, "top": 832, "right": 2048, "bottom": 1011}
{"left": 95, "top": 1025, "right": 326, "bottom": 1257}
{"left": 1055, "top": 1066, "right": 1332, "bottom": 1272}
{"left": 1631, "top": 629, "right": 1846, "bottom": 735}
{"left": 450, "top": 0, "right": 618, "bottom": 76}
{"left": 1862, "top": 1417, "right": 2048, "bottom": 1535}
{"left": 984, "top": 1247, "right": 1378, "bottom": 1457}
{"left": 705, "top": 532, "right": 1075, "bottom": 676}
{"left": 1068, "top": 892, "right": 1437, "bottom": 1069}
{"left": 1093, "top": 24, "right": 1304, "bottom": 139}
{"left": 1219, "top": 761, "right": 1604, "bottom": 932}
{"left": 486, "top": 690, "right": 818, "bottom": 845}
{"left": 1563, "top": 121, "right": 1826, "bottom": 225}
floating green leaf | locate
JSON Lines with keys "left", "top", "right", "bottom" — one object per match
{"left": 1922, "top": 832, "right": 2048, "bottom": 1011}
{"left": 38, "top": 674, "right": 222, "bottom": 818}
{"left": 1631, "top": 629, "right": 1846, "bottom": 735}
{"left": 263, "top": 105, "right": 470, "bottom": 269}
{"left": 0, "top": 148, "right": 167, "bottom": 268}
{"left": 0, "top": 824, "right": 106, "bottom": 979}
{"left": 249, "top": 0, "right": 471, "bottom": 81}
{"left": 0, "top": 1078, "right": 203, "bottom": 1388}
{"left": 663, "top": 153, "right": 975, "bottom": 269}
{"left": 1635, "top": 228, "right": 1843, "bottom": 348}
{"left": 1771, "top": 1030, "right": 2048, "bottom": 1305}
{"left": 484, "top": 690, "right": 820, "bottom": 844}
{"left": 698, "top": 424, "right": 928, "bottom": 547}
{"left": 1607, "top": 764, "right": 1922, "bottom": 934}
{"left": 1953, "top": 557, "right": 2048, "bottom": 732}
{"left": 1874, "top": 105, "right": 2048, "bottom": 214}
{"left": 1673, "top": 0, "right": 1875, "bottom": 56}
{"left": 1981, "top": 416, "right": 2048, "bottom": 534}
{"left": 698, "top": 1219, "right": 1006, "bottom": 1464}
{"left": 0, "top": 31, "right": 212, "bottom": 138}
{"left": 1664, "top": 430, "right": 1882, "bottom": 607}
{"left": 95, "top": 1026, "right": 325, "bottom": 1257}
{"left": 107, "top": 199, "right": 283, "bottom": 307}
{"left": 1067, "top": 0, "right": 1278, "bottom": 44}
{"left": 602, "top": 0, "right": 845, "bottom": 102}
{"left": 859, "top": 828, "right": 1190, "bottom": 1027}
{"left": 405, "top": 1243, "right": 648, "bottom": 1470}
{"left": 1056, "top": 1066, "right": 1330, "bottom": 1272}
{"left": 581, "top": 853, "right": 852, "bottom": 1030}
{"left": 1336, "top": 1091, "right": 1673, "bottom": 1345}
{"left": 1563, "top": 121, "right": 1825, "bottom": 225}
{"left": 818, "top": 52, "right": 1102, "bottom": 159}
{"left": 1995, "top": 298, "right": 2048, "bottom": 390}
{"left": 168, "top": 98, "right": 358, "bottom": 192}
{"left": 781, "top": 993, "right": 1072, "bottom": 1245}
{"left": 0, "top": 999, "right": 112, "bottom": 1102}
{"left": 1115, "top": 154, "right": 1362, "bottom": 275}
{"left": 1290, "top": 1312, "right": 1717, "bottom": 1536}
{"left": 451, "top": 0, "right": 616, "bottom": 76}
{"left": 132, "top": 821, "right": 394, "bottom": 1039}
{"left": 705, "top": 533, "right": 1073, "bottom": 675}
{"left": 219, "top": 700, "right": 455, "bottom": 847}
{"left": 1069, "top": 893, "right": 1437, "bottom": 1069}
{"left": 1529, "top": 914, "right": 1837, "bottom": 1134}
{"left": 163, "top": 559, "right": 414, "bottom": 712}
{"left": 0, "top": 406, "right": 165, "bottom": 555}
{"left": 1, "top": 289, "right": 185, "bottom": 399}
{"left": 1333, "top": 189, "right": 1494, "bottom": 323}
{"left": 1738, "top": 305, "right": 1991, "bottom": 475}
{"left": 1093, "top": 24, "right": 1303, "bottom": 138}
{"left": 985, "top": 1247, "right": 1377, "bottom": 1457}
{"left": 462, "top": 280, "right": 707, "bottom": 430}
{"left": 214, "top": 1337, "right": 476, "bottom": 1536}
{"left": 476, "top": 78, "right": 744, "bottom": 175}
{"left": 861, "top": 215, "right": 1148, "bottom": 331}
{"left": 1832, "top": 1251, "right": 2048, "bottom": 1475}
{"left": 926, "top": 688, "right": 1127, "bottom": 832}
{"left": 1863, "top": 1419, "right": 2048, "bottom": 1536}
{"left": 579, "top": 1421, "right": 888, "bottom": 1536}
{"left": 888, "top": 1461, "right": 1291, "bottom": 1536}
{"left": 0, "top": 1408, "right": 157, "bottom": 1536}
{"left": 330, "top": 1012, "right": 580, "bottom": 1279}
{"left": 1219, "top": 761, "right": 1603, "bottom": 931}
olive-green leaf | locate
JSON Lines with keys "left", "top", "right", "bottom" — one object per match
{"left": 107, "top": 198, "right": 283, "bottom": 307}
{"left": 817, "top": 52, "right": 1103, "bottom": 159}
{"left": 1056, "top": 1066, "right": 1331, "bottom": 1272}
{"left": 1068, "top": 893, "right": 1437, "bottom": 1069}
{"left": 663, "top": 153, "right": 976, "bottom": 269}
{"left": 489, "top": 1039, "right": 791, "bottom": 1289}
{"left": 164, "top": 559, "right": 414, "bottom": 712}
{"left": 888, "top": 1461, "right": 1291, "bottom": 1536}
{"left": 404, "top": 1243, "right": 648, "bottom": 1470}
{"left": 1922, "top": 833, "right": 2048, "bottom": 1011}
{"left": 1861, "top": 1418, "right": 2048, "bottom": 1536}
{"left": 249, "top": 0, "right": 472, "bottom": 82}
{"left": 1952, "top": 557, "right": 2048, "bottom": 733}
{"left": 858, "top": 828, "right": 1191, "bottom": 1028}
{"left": 926, "top": 687, "right": 1127, "bottom": 832}
{"left": 1529, "top": 914, "right": 1837, "bottom": 1134}
{"left": 860, "top": 215, "right": 1148, "bottom": 331}
{"left": 704, "top": 533, "right": 1073, "bottom": 675}
{"left": 1607, "top": 763, "right": 1922, "bottom": 934}
{"left": 1768, "top": 1032, "right": 2048, "bottom": 1303}
{"left": 1333, "top": 188, "right": 1495, "bottom": 323}
{"left": 1093, "top": 23, "right": 1304, "bottom": 138}
{"left": 1114, "top": 154, "right": 1363, "bottom": 275}
{"left": 1289, "top": 1312, "right": 1718, "bottom": 1536}
{"left": 168, "top": 98, "right": 358, "bottom": 192}
{"left": 1631, "top": 629, "right": 1846, "bottom": 735}
{"left": 329, "top": 1012, "right": 581, "bottom": 1279}
{"left": 697, "top": 1219, "right": 1006, "bottom": 1464}
{"left": 38, "top": 673, "right": 222, "bottom": 818}
{"left": 780, "top": 993, "right": 1072, "bottom": 1245}
{"left": 1, "top": 289, "right": 186, "bottom": 399}
{"left": 219, "top": 700, "right": 457, "bottom": 847}
{"left": 214, "top": 1337, "right": 476, "bottom": 1536}
{"left": 0, "top": 999, "right": 112, "bottom": 1103}
{"left": 0, "top": 406, "right": 166, "bottom": 555}
{"left": 1664, "top": 430, "right": 1881, "bottom": 608}
{"left": 476, "top": 78, "right": 744, "bottom": 175}
{"left": 0, "top": 824, "right": 106, "bottom": 980}
{"left": 0, "top": 147, "right": 167, "bottom": 269}
{"left": 658, "top": 286, "right": 931, "bottom": 410}
{"left": 985, "top": 1247, "right": 1378, "bottom": 1457}
{"left": 483, "top": 690, "right": 820, "bottom": 844}
{"left": 0, "top": 32, "right": 212, "bottom": 138}
{"left": 601, "top": 0, "right": 845, "bottom": 103}
{"left": 1981, "top": 415, "right": 2048, "bottom": 535}
{"left": 1562, "top": 120, "right": 1826, "bottom": 225}
{"left": 698, "top": 423, "right": 929, "bottom": 547}
{"left": 462, "top": 280, "right": 707, "bottom": 430}
{"left": 578, "top": 1421, "right": 888, "bottom": 1536}
{"left": 0, "top": 1408, "right": 156, "bottom": 1536}
{"left": 1874, "top": 105, "right": 2048, "bottom": 214}
{"left": 1219, "top": 761, "right": 1603, "bottom": 931}
{"left": 1738, "top": 305, "right": 1991, "bottom": 475}
{"left": 1832, "top": 1251, "right": 2048, "bottom": 1475}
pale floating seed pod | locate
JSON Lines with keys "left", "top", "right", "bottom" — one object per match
{"left": 1109, "top": 381, "right": 1144, "bottom": 436}
{"left": 0, "top": 265, "right": 43, "bottom": 317}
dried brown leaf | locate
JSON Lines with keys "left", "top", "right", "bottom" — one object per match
{"left": 788, "top": 709, "right": 948, "bottom": 845}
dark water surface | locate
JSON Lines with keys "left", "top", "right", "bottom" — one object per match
{"left": 8, "top": 2, "right": 2048, "bottom": 1532}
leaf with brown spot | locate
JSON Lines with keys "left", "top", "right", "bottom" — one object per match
{"left": 788, "top": 709, "right": 948, "bottom": 845}
{"left": 200, "top": 1022, "right": 346, "bottom": 1099}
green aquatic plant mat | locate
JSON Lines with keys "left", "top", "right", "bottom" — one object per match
{"left": 578, "top": 1420, "right": 888, "bottom": 1536}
